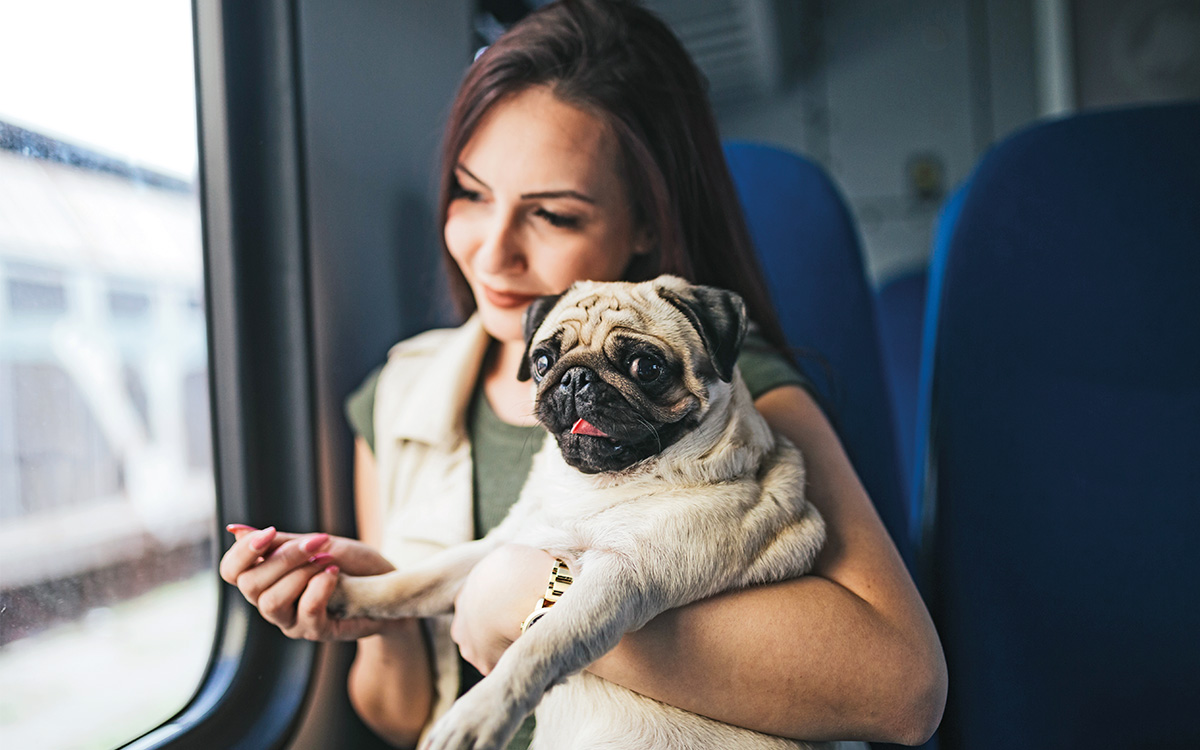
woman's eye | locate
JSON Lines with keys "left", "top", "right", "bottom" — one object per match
{"left": 533, "top": 353, "right": 552, "bottom": 380}
{"left": 450, "top": 179, "right": 481, "bottom": 202}
{"left": 534, "top": 208, "right": 581, "bottom": 229}
{"left": 630, "top": 356, "right": 663, "bottom": 383}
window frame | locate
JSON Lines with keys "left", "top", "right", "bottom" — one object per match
{"left": 126, "top": 1, "right": 321, "bottom": 748}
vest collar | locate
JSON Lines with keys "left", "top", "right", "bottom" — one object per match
{"left": 384, "top": 315, "right": 492, "bottom": 450}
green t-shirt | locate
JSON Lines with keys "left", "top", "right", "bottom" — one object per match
{"left": 342, "top": 330, "right": 809, "bottom": 749}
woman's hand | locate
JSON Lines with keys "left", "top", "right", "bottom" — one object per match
{"left": 220, "top": 524, "right": 397, "bottom": 642}
{"left": 450, "top": 544, "right": 556, "bottom": 674}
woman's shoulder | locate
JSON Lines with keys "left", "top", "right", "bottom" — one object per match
{"left": 347, "top": 325, "right": 462, "bottom": 414}
{"left": 348, "top": 318, "right": 491, "bottom": 451}
{"left": 386, "top": 324, "right": 467, "bottom": 361}
{"left": 378, "top": 318, "right": 489, "bottom": 390}
{"left": 345, "top": 321, "right": 478, "bottom": 450}
{"left": 737, "top": 326, "right": 813, "bottom": 400}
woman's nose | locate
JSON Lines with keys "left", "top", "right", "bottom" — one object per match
{"left": 477, "top": 212, "right": 526, "bottom": 274}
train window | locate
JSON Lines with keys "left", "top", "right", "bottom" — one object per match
{"left": 0, "top": 2, "right": 217, "bottom": 749}
{"left": 6, "top": 267, "right": 69, "bottom": 316}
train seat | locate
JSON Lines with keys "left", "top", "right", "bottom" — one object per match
{"left": 874, "top": 185, "right": 964, "bottom": 525}
{"left": 914, "top": 101, "right": 1200, "bottom": 749}
{"left": 875, "top": 268, "right": 928, "bottom": 499}
{"left": 723, "top": 140, "right": 910, "bottom": 567}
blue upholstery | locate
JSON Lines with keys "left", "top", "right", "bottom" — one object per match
{"left": 915, "top": 101, "right": 1200, "bottom": 749}
{"left": 909, "top": 183, "right": 971, "bottom": 557}
{"left": 875, "top": 268, "right": 928, "bottom": 499}
{"left": 724, "top": 141, "right": 909, "bottom": 566}
{"left": 873, "top": 185, "right": 966, "bottom": 540}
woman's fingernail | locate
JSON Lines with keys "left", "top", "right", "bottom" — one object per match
{"left": 308, "top": 553, "right": 334, "bottom": 566}
{"left": 226, "top": 523, "right": 255, "bottom": 534}
{"left": 325, "top": 565, "right": 340, "bottom": 576}
{"left": 300, "top": 533, "right": 330, "bottom": 554}
{"left": 249, "top": 527, "right": 276, "bottom": 551}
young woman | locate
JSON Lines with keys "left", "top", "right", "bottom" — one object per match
{"left": 220, "top": 2, "right": 947, "bottom": 748}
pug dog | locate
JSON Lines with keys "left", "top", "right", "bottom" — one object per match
{"left": 330, "top": 275, "right": 828, "bottom": 750}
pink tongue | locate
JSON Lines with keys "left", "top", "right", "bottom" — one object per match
{"left": 571, "top": 418, "right": 609, "bottom": 437}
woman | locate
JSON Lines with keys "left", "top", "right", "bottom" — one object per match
{"left": 220, "top": 1, "right": 946, "bottom": 748}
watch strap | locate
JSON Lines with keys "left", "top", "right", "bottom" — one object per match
{"left": 520, "top": 558, "right": 572, "bottom": 634}
{"left": 540, "top": 558, "right": 573, "bottom": 607}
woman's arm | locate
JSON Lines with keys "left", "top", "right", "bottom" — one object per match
{"left": 346, "top": 438, "right": 437, "bottom": 749}
{"left": 587, "top": 386, "right": 946, "bottom": 744}
{"left": 451, "top": 387, "right": 946, "bottom": 745}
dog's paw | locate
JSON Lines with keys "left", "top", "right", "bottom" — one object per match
{"left": 325, "top": 575, "right": 351, "bottom": 619}
{"left": 420, "top": 686, "right": 524, "bottom": 750}
{"left": 325, "top": 574, "right": 375, "bottom": 620}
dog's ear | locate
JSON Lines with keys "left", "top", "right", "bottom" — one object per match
{"left": 659, "top": 284, "right": 748, "bottom": 382}
{"left": 517, "top": 293, "right": 564, "bottom": 381}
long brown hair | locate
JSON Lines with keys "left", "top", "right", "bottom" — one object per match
{"left": 437, "top": 0, "right": 791, "bottom": 355}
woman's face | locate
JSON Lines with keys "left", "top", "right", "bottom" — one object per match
{"left": 445, "top": 85, "right": 647, "bottom": 345}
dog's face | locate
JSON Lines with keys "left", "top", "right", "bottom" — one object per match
{"left": 518, "top": 275, "right": 747, "bottom": 474}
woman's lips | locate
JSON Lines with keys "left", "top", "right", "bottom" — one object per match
{"left": 482, "top": 285, "right": 539, "bottom": 309}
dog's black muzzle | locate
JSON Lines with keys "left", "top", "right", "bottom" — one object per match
{"left": 538, "top": 365, "right": 663, "bottom": 473}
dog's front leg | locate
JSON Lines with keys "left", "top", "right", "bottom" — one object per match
{"left": 420, "top": 553, "right": 653, "bottom": 750}
{"left": 329, "top": 537, "right": 501, "bottom": 620}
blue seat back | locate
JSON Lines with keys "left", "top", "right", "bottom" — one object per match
{"left": 876, "top": 185, "right": 967, "bottom": 512}
{"left": 917, "top": 101, "right": 1200, "bottom": 749}
{"left": 875, "top": 268, "right": 928, "bottom": 500}
{"left": 724, "top": 141, "right": 909, "bottom": 565}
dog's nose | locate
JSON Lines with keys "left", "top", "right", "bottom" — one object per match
{"left": 558, "top": 366, "right": 597, "bottom": 394}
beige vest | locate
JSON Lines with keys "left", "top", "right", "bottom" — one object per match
{"left": 372, "top": 315, "right": 490, "bottom": 734}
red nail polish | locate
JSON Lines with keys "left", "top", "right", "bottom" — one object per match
{"left": 325, "top": 565, "right": 340, "bottom": 576}
{"left": 308, "top": 553, "right": 333, "bottom": 565}
{"left": 226, "top": 523, "right": 255, "bottom": 534}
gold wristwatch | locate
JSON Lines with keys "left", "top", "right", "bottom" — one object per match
{"left": 520, "top": 558, "right": 573, "bottom": 633}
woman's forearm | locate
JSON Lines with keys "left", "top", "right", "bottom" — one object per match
{"left": 586, "top": 574, "right": 944, "bottom": 745}
{"left": 348, "top": 618, "right": 436, "bottom": 749}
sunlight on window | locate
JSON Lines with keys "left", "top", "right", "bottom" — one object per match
{"left": 0, "top": 1, "right": 217, "bottom": 748}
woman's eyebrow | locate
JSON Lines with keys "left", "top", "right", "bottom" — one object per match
{"left": 455, "top": 163, "right": 488, "bottom": 187}
{"left": 520, "top": 188, "right": 595, "bottom": 204}
{"left": 456, "top": 163, "right": 595, "bottom": 204}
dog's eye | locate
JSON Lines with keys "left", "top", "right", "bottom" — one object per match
{"left": 630, "top": 356, "right": 663, "bottom": 383}
{"left": 533, "top": 353, "right": 552, "bottom": 381}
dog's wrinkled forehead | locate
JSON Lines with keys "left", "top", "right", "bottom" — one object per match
{"left": 520, "top": 275, "right": 747, "bottom": 387}
{"left": 539, "top": 283, "right": 695, "bottom": 353}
